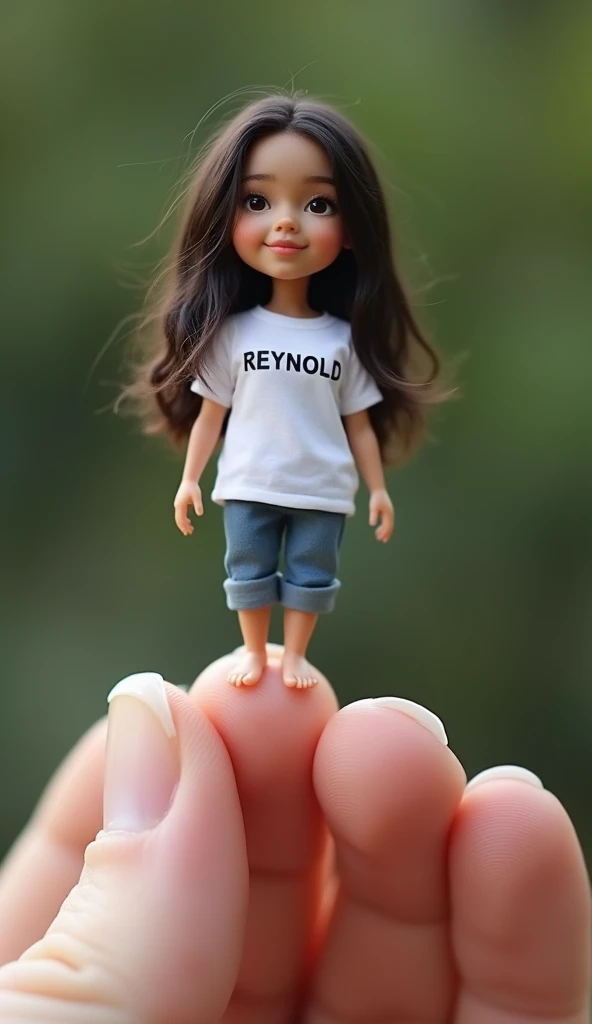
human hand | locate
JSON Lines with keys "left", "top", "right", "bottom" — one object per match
{"left": 174, "top": 479, "right": 203, "bottom": 535}
{"left": 369, "top": 487, "right": 394, "bottom": 542}
{"left": 0, "top": 650, "right": 589, "bottom": 1023}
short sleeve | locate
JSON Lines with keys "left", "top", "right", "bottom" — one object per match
{"left": 189, "top": 324, "right": 234, "bottom": 408}
{"left": 340, "top": 347, "right": 383, "bottom": 416}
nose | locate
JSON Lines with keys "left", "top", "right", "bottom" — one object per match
{"left": 273, "top": 207, "right": 299, "bottom": 233}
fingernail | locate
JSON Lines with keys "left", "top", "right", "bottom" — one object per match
{"left": 466, "top": 765, "right": 543, "bottom": 791}
{"left": 372, "top": 697, "right": 448, "bottom": 746}
{"left": 103, "top": 672, "right": 179, "bottom": 832}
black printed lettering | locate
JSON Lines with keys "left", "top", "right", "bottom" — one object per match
{"left": 244, "top": 350, "right": 340, "bottom": 378}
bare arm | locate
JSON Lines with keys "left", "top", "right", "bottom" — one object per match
{"left": 182, "top": 398, "right": 228, "bottom": 483}
{"left": 344, "top": 409, "right": 395, "bottom": 542}
{"left": 344, "top": 409, "right": 387, "bottom": 492}
{"left": 174, "top": 398, "right": 228, "bottom": 535}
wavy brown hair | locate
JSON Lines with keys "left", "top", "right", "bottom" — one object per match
{"left": 119, "top": 94, "right": 452, "bottom": 463}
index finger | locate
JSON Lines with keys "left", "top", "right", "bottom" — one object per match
{"left": 190, "top": 646, "right": 338, "bottom": 1022}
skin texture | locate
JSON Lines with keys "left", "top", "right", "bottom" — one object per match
{"left": 0, "top": 648, "right": 589, "bottom": 1023}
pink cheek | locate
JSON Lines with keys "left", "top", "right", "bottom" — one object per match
{"left": 232, "top": 217, "right": 263, "bottom": 258}
{"left": 312, "top": 221, "right": 346, "bottom": 260}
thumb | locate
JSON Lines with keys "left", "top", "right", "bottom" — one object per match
{"left": 0, "top": 674, "right": 249, "bottom": 1024}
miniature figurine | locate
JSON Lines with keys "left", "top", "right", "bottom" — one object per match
{"left": 121, "top": 94, "right": 448, "bottom": 689}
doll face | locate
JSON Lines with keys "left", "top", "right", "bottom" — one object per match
{"left": 233, "top": 132, "right": 348, "bottom": 281}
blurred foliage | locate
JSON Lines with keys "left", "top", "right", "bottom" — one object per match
{"left": 1, "top": 0, "right": 591, "bottom": 869}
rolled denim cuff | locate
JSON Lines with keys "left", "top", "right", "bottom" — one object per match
{"left": 280, "top": 576, "right": 341, "bottom": 614}
{"left": 223, "top": 572, "right": 280, "bottom": 610}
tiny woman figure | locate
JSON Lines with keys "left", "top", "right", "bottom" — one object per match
{"left": 123, "top": 95, "right": 448, "bottom": 689}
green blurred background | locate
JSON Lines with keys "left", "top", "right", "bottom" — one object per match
{"left": 1, "top": 1, "right": 590, "bottom": 868}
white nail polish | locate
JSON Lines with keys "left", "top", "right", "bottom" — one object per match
{"left": 368, "top": 696, "right": 448, "bottom": 746}
{"left": 107, "top": 672, "right": 176, "bottom": 738}
{"left": 466, "top": 765, "right": 543, "bottom": 791}
{"left": 103, "top": 672, "right": 179, "bottom": 832}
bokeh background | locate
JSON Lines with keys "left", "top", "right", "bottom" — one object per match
{"left": 1, "top": 0, "right": 590, "bottom": 871}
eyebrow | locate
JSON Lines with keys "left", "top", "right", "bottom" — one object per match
{"left": 241, "top": 173, "right": 335, "bottom": 186}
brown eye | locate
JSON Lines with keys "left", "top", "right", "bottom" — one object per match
{"left": 243, "top": 194, "right": 268, "bottom": 212}
{"left": 306, "top": 196, "right": 338, "bottom": 216}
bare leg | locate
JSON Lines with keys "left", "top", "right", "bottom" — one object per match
{"left": 228, "top": 606, "right": 271, "bottom": 686}
{"left": 282, "top": 608, "right": 319, "bottom": 689}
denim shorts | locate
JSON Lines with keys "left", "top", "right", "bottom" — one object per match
{"left": 222, "top": 500, "right": 346, "bottom": 614}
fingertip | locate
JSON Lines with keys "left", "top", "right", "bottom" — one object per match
{"left": 466, "top": 765, "right": 543, "bottom": 792}
{"left": 313, "top": 695, "right": 465, "bottom": 893}
{"left": 450, "top": 771, "right": 591, "bottom": 1013}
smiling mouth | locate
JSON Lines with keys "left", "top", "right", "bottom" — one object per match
{"left": 265, "top": 242, "right": 307, "bottom": 251}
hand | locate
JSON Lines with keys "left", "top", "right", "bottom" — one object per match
{"left": 369, "top": 487, "right": 395, "bottom": 542}
{"left": 174, "top": 479, "right": 203, "bottom": 535}
{"left": 0, "top": 651, "right": 589, "bottom": 1022}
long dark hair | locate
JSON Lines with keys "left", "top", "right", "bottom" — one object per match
{"left": 120, "top": 94, "right": 452, "bottom": 463}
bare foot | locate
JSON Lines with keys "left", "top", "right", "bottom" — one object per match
{"left": 282, "top": 652, "right": 318, "bottom": 689}
{"left": 228, "top": 650, "right": 266, "bottom": 687}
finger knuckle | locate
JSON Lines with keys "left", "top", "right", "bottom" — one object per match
{"left": 0, "top": 873, "right": 128, "bottom": 1010}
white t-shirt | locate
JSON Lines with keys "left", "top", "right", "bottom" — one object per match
{"left": 190, "top": 305, "right": 383, "bottom": 516}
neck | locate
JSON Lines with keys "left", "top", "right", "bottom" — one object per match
{"left": 265, "top": 276, "right": 319, "bottom": 318}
